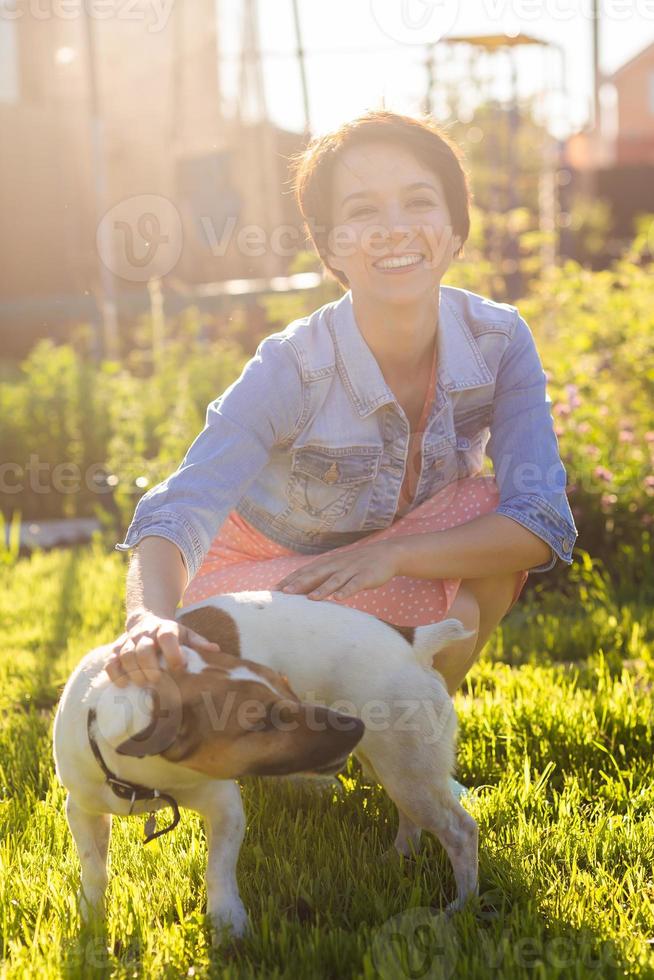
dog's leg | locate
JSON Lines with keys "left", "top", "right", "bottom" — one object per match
{"left": 413, "top": 790, "right": 478, "bottom": 914}
{"left": 356, "top": 749, "right": 421, "bottom": 859}
{"left": 178, "top": 780, "right": 248, "bottom": 941}
{"left": 65, "top": 794, "right": 112, "bottom": 922}
{"left": 377, "top": 762, "right": 478, "bottom": 912}
{"left": 362, "top": 667, "right": 479, "bottom": 912}
{"left": 389, "top": 780, "right": 479, "bottom": 915}
{"left": 393, "top": 807, "right": 422, "bottom": 857}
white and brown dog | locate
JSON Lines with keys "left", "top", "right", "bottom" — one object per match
{"left": 53, "top": 591, "right": 478, "bottom": 939}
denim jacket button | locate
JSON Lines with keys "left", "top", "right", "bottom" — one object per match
{"left": 562, "top": 537, "right": 572, "bottom": 552}
{"left": 324, "top": 463, "right": 340, "bottom": 484}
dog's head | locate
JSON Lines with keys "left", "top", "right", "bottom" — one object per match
{"left": 111, "top": 640, "right": 363, "bottom": 780}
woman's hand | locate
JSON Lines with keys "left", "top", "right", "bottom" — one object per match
{"left": 275, "top": 541, "right": 402, "bottom": 600}
{"left": 104, "top": 612, "right": 221, "bottom": 688}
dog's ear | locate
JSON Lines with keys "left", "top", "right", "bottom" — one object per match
{"left": 115, "top": 686, "right": 184, "bottom": 758}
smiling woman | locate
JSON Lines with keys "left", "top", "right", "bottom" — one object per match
{"left": 111, "top": 109, "right": 577, "bottom": 697}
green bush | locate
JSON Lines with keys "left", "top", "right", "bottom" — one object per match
{"left": 514, "top": 257, "right": 654, "bottom": 592}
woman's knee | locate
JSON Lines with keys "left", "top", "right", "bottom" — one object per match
{"left": 462, "top": 571, "right": 521, "bottom": 623}
{"left": 447, "top": 585, "right": 481, "bottom": 633}
{"left": 431, "top": 586, "right": 481, "bottom": 692}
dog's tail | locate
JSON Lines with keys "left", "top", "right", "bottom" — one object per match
{"left": 411, "top": 618, "right": 478, "bottom": 668}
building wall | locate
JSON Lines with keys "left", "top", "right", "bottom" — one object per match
{"left": 0, "top": 3, "right": 307, "bottom": 351}
{"left": 0, "top": 14, "right": 94, "bottom": 303}
{"left": 614, "top": 43, "right": 654, "bottom": 164}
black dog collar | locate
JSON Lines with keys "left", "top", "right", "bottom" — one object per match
{"left": 86, "top": 708, "right": 180, "bottom": 844}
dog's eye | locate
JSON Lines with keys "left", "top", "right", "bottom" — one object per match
{"left": 248, "top": 703, "right": 293, "bottom": 733}
{"left": 245, "top": 704, "right": 274, "bottom": 733}
{"left": 275, "top": 704, "right": 296, "bottom": 726}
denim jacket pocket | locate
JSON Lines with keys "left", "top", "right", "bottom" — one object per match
{"left": 287, "top": 445, "right": 382, "bottom": 530}
{"left": 420, "top": 435, "right": 459, "bottom": 501}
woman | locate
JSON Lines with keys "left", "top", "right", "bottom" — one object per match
{"left": 108, "top": 110, "right": 577, "bottom": 701}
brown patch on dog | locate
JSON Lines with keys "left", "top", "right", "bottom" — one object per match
{"left": 177, "top": 605, "right": 301, "bottom": 701}
{"left": 378, "top": 619, "right": 415, "bottom": 646}
{"left": 177, "top": 605, "right": 241, "bottom": 659}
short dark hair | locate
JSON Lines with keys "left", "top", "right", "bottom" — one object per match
{"left": 287, "top": 109, "right": 472, "bottom": 290}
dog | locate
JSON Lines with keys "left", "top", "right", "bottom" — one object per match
{"left": 53, "top": 590, "right": 478, "bottom": 939}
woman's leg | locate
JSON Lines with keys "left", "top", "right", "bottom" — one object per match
{"left": 431, "top": 585, "right": 480, "bottom": 696}
{"left": 464, "top": 570, "right": 526, "bottom": 662}
{"left": 432, "top": 571, "right": 520, "bottom": 696}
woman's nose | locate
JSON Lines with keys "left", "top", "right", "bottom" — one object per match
{"left": 374, "top": 218, "right": 421, "bottom": 253}
{"left": 379, "top": 201, "right": 413, "bottom": 228}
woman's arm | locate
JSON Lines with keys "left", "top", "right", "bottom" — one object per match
{"left": 105, "top": 536, "right": 223, "bottom": 687}
{"left": 107, "top": 337, "right": 304, "bottom": 684}
{"left": 125, "top": 535, "right": 187, "bottom": 626}
{"left": 115, "top": 335, "right": 304, "bottom": 587}
{"left": 277, "top": 515, "right": 548, "bottom": 599}
{"left": 484, "top": 312, "right": 578, "bottom": 571}
{"left": 391, "top": 512, "right": 551, "bottom": 580}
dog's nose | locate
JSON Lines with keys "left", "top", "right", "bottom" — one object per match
{"left": 331, "top": 712, "right": 365, "bottom": 747}
{"left": 310, "top": 712, "right": 365, "bottom": 774}
{"left": 306, "top": 706, "right": 365, "bottom": 765}
{"left": 312, "top": 705, "right": 364, "bottom": 739}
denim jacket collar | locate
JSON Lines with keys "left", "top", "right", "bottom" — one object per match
{"left": 328, "top": 287, "right": 494, "bottom": 418}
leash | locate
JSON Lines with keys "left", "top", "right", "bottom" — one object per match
{"left": 86, "top": 708, "right": 180, "bottom": 844}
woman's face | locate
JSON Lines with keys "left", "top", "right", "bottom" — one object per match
{"left": 327, "top": 140, "right": 461, "bottom": 305}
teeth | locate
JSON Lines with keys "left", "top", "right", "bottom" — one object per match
{"left": 375, "top": 254, "right": 423, "bottom": 270}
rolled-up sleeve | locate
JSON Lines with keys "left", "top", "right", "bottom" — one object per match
{"left": 485, "top": 313, "right": 578, "bottom": 573}
{"left": 114, "top": 336, "right": 303, "bottom": 585}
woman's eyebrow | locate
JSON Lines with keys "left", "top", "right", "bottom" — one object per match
{"left": 340, "top": 181, "right": 439, "bottom": 207}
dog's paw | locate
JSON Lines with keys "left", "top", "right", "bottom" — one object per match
{"left": 444, "top": 884, "right": 479, "bottom": 918}
{"left": 77, "top": 887, "right": 105, "bottom": 925}
{"left": 381, "top": 844, "right": 419, "bottom": 865}
{"left": 381, "top": 846, "right": 401, "bottom": 866}
{"left": 208, "top": 902, "right": 249, "bottom": 944}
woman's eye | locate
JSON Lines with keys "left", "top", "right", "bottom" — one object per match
{"left": 350, "top": 200, "right": 435, "bottom": 217}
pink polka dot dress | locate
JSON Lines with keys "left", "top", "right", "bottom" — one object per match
{"left": 182, "top": 476, "right": 529, "bottom": 627}
{"left": 182, "top": 349, "right": 529, "bottom": 626}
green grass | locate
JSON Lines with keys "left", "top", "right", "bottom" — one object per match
{"left": 1, "top": 541, "right": 653, "bottom": 978}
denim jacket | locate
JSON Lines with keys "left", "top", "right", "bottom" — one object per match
{"left": 116, "top": 286, "right": 578, "bottom": 585}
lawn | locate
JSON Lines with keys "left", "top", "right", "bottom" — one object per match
{"left": 0, "top": 539, "right": 653, "bottom": 978}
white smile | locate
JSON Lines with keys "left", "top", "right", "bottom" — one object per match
{"left": 373, "top": 253, "right": 425, "bottom": 271}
